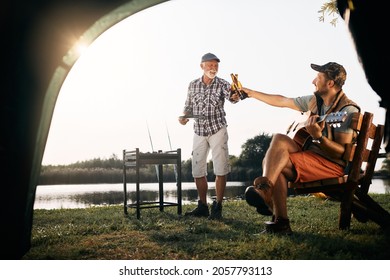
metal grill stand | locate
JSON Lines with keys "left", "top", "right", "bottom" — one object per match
{"left": 123, "top": 148, "right": 182, "bottom": 219}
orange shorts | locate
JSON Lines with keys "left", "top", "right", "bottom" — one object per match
{"left": 289, "top": 150, "right": 344, "bottom": 183}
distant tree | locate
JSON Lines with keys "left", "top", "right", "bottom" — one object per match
{"left": 236, "top": 132, "right": 273, "bottom": 177}
{"left": 181, "top": 158, "right": 193, "bottom": 181}
{"left": 380, "top": 157, "right": 390, "bottom": 175}
{"left": 40, "top": 134, "right": 276, "bottom": 184}
{"left": 68, "top": 154, "right": 122, "bottom": 169}
{"left": 228, "top": 155, "right": 242, "bottom": 181}
{"left": 107, "top": 153, "right": 122, "bottom": 169}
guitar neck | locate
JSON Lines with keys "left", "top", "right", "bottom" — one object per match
{"left": 286, "top": 111, "right": 347, "bottom": 135}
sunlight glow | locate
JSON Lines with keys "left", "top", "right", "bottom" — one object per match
{"left": 75, "top": 42, "right": 89, "bottom": 57}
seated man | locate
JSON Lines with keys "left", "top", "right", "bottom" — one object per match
{"left": 241, "top": 62, "right": 360, "bottom": 235}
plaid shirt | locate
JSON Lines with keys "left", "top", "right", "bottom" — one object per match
{"left": 183, "top": 76, "right": 232, "bottom": 136}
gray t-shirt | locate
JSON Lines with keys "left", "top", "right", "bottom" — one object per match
{"left": 293, "top": 95, "right": 359, "bottom": 136}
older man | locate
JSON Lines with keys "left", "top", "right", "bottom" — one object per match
{"left": 179, "top": 53, "right": 240, "bottom": 220}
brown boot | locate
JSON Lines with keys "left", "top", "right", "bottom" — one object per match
{"left": 262, "top": 217, "right": 293, "bottom": 235}
{"left": 245, "top": 176, "right": 274, "bottom": 215}
{"left": 245, "top": 186, "right": 273, "bottom": 216}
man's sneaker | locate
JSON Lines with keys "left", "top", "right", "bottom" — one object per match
{"left": 261, "top": 217, "right": 293, "bottom": 235}
{"left": 244, "top": 176, "right": 274, "bottom": 216}
{"left": 208, "top": 200, "right": 222, "bottom": 220}
{"left": 184, "top": 200, "right": 209, "bottom": 217}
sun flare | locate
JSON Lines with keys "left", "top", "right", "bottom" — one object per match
{"left": 75, "top": 42, "right": 89, "bottom": 56}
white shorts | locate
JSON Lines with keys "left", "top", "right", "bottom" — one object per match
{"left": 192, "top": 126, "right": 231, "bottom": 178}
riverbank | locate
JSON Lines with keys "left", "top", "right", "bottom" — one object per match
{"left": 24, "top": 194, "right": 390, "bottom": 260}
{"left": 33, "top": 179, "right": 389, "bottom": 210}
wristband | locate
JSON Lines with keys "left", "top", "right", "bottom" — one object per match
{"left": 312, "top": 135, "right": 323, "bottom": 144}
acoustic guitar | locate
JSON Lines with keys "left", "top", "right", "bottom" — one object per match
{"left": 288, "top": 111, "right": 348, "bottom": 149}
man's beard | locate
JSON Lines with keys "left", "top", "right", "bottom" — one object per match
{"left": 205, "top": 70, "right": 217, "bottom": 79}
{"left": 313, "top": 89, "right": 326, "bottom": 96}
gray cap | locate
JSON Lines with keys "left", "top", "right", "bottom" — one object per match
{"left": 201, "top": 53, "right": 220, "bottom": 63}
{"left": 311, "top": 62, "right": 347, "bottom": 87}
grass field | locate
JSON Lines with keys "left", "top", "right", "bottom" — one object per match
{"left": 23, "top": 194, "right": 390, "bottom": 260}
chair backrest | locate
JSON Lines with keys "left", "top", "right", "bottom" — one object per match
{"left": 359, "top": 113, "right": 385, "bottom": 193}
{"left": 329, "top": 111, "right": 383, "bottom": 192}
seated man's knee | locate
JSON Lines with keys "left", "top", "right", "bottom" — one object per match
{"left": 271, "top": 133, "right": 290, "bottom": 145}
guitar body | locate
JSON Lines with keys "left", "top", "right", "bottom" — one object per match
{"left": 289, "top": 111, "right": 348, "bottom": 149}
{"left": 293, "top": 128, "right": 312, "bottom": 150}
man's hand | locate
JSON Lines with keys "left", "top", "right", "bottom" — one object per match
{"left": 178, "top": 116, "right": 189, "bottom": 125}
{"left": 229, "top": 92, "right": 241, "bottom": 102}
{"left": 305, "top": 114, "right": 324, "bottom": 139}
{"left": 230, "top": 73, "right": 248, "bottom": 101}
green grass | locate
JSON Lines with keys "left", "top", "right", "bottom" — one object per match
{"left": 23, "top": 194, "right": 390, "bottom": 260}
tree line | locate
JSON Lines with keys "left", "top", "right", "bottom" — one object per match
{"left": 39, "top": 132, "right": 390, "bottom": 185}
{"left": 39, "top": 132, "right": 273, "bottom": 185}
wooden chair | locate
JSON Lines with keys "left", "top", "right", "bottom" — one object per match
{"left": 289, "top": 111, "right": 390, "bottom": 230}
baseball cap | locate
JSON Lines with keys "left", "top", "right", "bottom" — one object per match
{"left": 201, "top": 53, "right": 220, "bottom": 63}
{"left": 311, "top": 62, "right": 347, "bottom": 87}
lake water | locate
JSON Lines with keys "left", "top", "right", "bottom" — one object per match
{"left": 33, "top": 179, "right": 390, "bottom": 210}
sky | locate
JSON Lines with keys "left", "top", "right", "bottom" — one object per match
{"left": 41, "top": 0, "right": 386, "bottom": 166}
